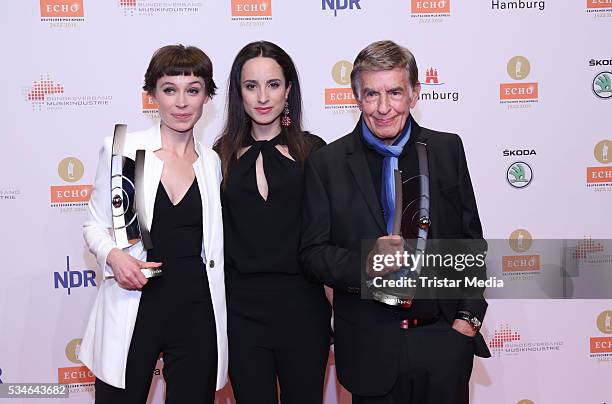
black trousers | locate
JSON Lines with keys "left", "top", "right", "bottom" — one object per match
{"left": 352, "top": 320, "right": 475, "bottom": 404}
{"left": 95, "top": 274, "right": 217, "bottom": 404}
{"left": 226, "top": 271, "right": 331, "bottom": 404}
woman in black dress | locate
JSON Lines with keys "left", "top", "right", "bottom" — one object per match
{"left": 81, "top": 45, "right": 227, "bottom": 404}
{"left": 214, "top": 41, "right": 331, "bottom": 404}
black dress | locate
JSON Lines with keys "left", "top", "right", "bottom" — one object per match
{"left": 222, "top": 133, "right": 331, "bottom": 404}
{"left": 95, "top": 178, "right": 217, "bottom": 404}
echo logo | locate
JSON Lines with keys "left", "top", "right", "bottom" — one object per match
{"left": 587, "top": 0, "right": 612, "bottom": 9}
{"left": 500, "top": 56, "right": 539, "bottom": 102}
{"left": 54, "top": 256, "right": 96, "bottom": 295}
{"left": 58, "top": 338, "right": 95, "bottom": 385}
{"left": 142, "top": 92, "right": 158, "bottom": 110}
{"left": 590, "top": 337, "right": 612, "bottom": 353}
{"left": 322, "top": 0, "right": 361, "bottom": 17}
{"left": 325, "top": 60, "right": 358, "bottom": 108}
{"left": 58, "top": 366, "right": 95, "bottom": 384}
{"left": 325, "top": 88, "right": 357, "bottom": 105}
{"left": 231, "top": 0, "right": 272, "bottom": 16}
{"left": 50, "top": 185, "right": 92, "bottom": 203}
{"left": 412, "top": 0, "right": 450, "bottom": 13}
{"left": 40, "top": 0, "right": 84, "bottom": 17}
{"left": 586, "top": 140, "right": 612, "bottom": 187}
{"left": 502, "top": 255, "right": 540, "bottom": 272}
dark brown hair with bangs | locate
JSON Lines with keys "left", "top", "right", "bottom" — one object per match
{"left": 143, "top": 44, "right": 217, "bottom": 98}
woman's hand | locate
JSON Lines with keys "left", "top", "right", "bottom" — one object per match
{"left": 106, "top": 248, "right": 162, "bottom": 290}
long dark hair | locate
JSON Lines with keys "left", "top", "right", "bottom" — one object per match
{"left": 214, "top": 41, "right": 309, "bottom": 183}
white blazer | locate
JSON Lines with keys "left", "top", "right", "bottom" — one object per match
{"left": 79, "top": 124, "right": 228, "bottom": 390}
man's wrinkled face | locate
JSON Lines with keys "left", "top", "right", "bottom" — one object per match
{"left": 357, "top": 68, "right": 420, "bottom": 144}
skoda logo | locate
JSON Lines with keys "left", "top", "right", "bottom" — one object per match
{"left": 593, "top": 71, "right": 612, "bottom": 99}
{"left": 507, "top": 161, "right": 533, "bottom": 189}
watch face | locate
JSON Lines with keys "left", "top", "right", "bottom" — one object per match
{"left": 472, "top": 318, "right": 482, "bottom": 328}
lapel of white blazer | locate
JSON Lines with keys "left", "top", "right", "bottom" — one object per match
{"left": 142, "top": 124, "right": 163, "bottom": 233}
{"left": 193, "top": 140, "right": 210, "bottom": 260}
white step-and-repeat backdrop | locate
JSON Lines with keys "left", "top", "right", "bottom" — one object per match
{"left": 2, "top": 1, "right": 611, "bottom": 403}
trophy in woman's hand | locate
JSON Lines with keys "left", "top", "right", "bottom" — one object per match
{"left": 110, "top": 124, "right": 162, "bottom": 279}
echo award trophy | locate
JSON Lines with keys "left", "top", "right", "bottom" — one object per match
{"left": 109, "top": 124, "right": 162, "bottom": 279}
{"left": 371, "top": 142, "right": 430, "bottom": 307}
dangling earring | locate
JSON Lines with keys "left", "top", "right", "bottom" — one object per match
{"left": 281, "top": 101, "right": 291, "bottom": 127}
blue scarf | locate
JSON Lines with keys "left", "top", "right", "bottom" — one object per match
{"left": 361, "top": 118, "right": 412, "bottom": 235}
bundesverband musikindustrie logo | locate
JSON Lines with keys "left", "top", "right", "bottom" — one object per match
{"left": 118, "top": 0, "right": 203, "bottom": 17}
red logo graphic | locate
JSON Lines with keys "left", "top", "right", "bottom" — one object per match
{"left": 502, "top": 255, "right": 540, "bottom": 272}
{"left": 573, "top": 237, "right": 604, "bottom": 260}
{"left": 489, "top": 324, "right": 521, "bottom": 348}
{"left": 590, "top": 337, "right": 612, "bottom": 353}
{"left": 119, "top": 0, "right": 136, "bottom": 6}
{"left": 232, "top": 0, "right": 272, "bottom": 16}
{"left": 58, "top": 365, "right": 95, "bottom": 384}
{"left": 412, "top": 0, "right": 450, "bottom": 14}
{"left": 142, "top": 92, "right": 158, "bottom": 110}
{"left": 50, "top": 185, "right": 93, "bottom": 203}
{"left": 500, "top": 83, "right": 539, "bottom": 100}
{"left": 324, "top": 88, "right": 357, "bottom": 105}
{"left": 425, "top": 68, "right": 439, "bottom": 84}
{"left": 27, "top": 76, "right": 65, "bottom": 102}
{"left": 587, "top": 167, "right": 612, "bottom": 183}
{"left": 587, "top": 0, "right": 612, "bottom": 9}
{"left": 40, "top": 0, "right": 84, "bottom": 17}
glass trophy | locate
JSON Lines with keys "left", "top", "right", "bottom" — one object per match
{"left": 371, "top": 142, "right": 430, "bottom": 307}
{"left": 110, "top": 124, "right": 162, "bottom": 279}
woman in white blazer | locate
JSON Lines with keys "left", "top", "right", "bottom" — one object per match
{"left": 79, "top": 45, "right": 228, "bottom": 404}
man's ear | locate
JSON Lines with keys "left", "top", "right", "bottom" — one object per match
{"left": 410, "top": 82, "right": 421, "bottom": 108}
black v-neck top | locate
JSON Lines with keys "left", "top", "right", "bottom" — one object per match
{"left": 148, "top": 178, "right": 203, "bottom": 262}
{"left": 221, "top": 132, "right": 325, "bottom": 275}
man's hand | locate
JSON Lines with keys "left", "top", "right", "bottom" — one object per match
{"left": 366, "top": 235, "right": 404, "bottom": 278}
{"left": 106, "top": 248, "right": 162, "bottom": 290}
{"left": 452, "top": 319, "right": 477, "bottom": 337}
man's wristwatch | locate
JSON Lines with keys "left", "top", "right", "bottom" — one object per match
{"left": 455, "top": 310, "right": 482, "bottom": 331}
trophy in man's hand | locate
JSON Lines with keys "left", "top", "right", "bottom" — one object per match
{"left": 371, "top": 142, "right": 430, "bottom": 308}
{"left": 109, "top": 124, "right": 162, "bottom": 279}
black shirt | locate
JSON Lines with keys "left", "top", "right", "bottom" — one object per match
{"left": 222, "top": 132, "right": 325, "bottom": 275}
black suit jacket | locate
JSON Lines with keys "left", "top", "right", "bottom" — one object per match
{"left": 299, "top": 117, "right": 491, "bottom": 396}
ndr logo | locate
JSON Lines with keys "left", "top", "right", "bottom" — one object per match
{"left": 322, "top": 0, "right": 361, "bottom": 17}
{"left": 54, "top": 256, "right": 96, "bottom": 295}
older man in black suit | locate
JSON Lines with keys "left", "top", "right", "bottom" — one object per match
{"left": 299, "top": 40, "right": 490, "bottom": 404}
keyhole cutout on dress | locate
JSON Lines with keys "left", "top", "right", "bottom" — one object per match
{"left": 255, "top": 152, "right": 268, "bottom": 201}
{"left": 237, "top": 143, "right": 295, "bottom": 202}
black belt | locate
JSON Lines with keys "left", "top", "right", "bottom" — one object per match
{"left": 399, "top": 317, "right": 438, "bottom": 329}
